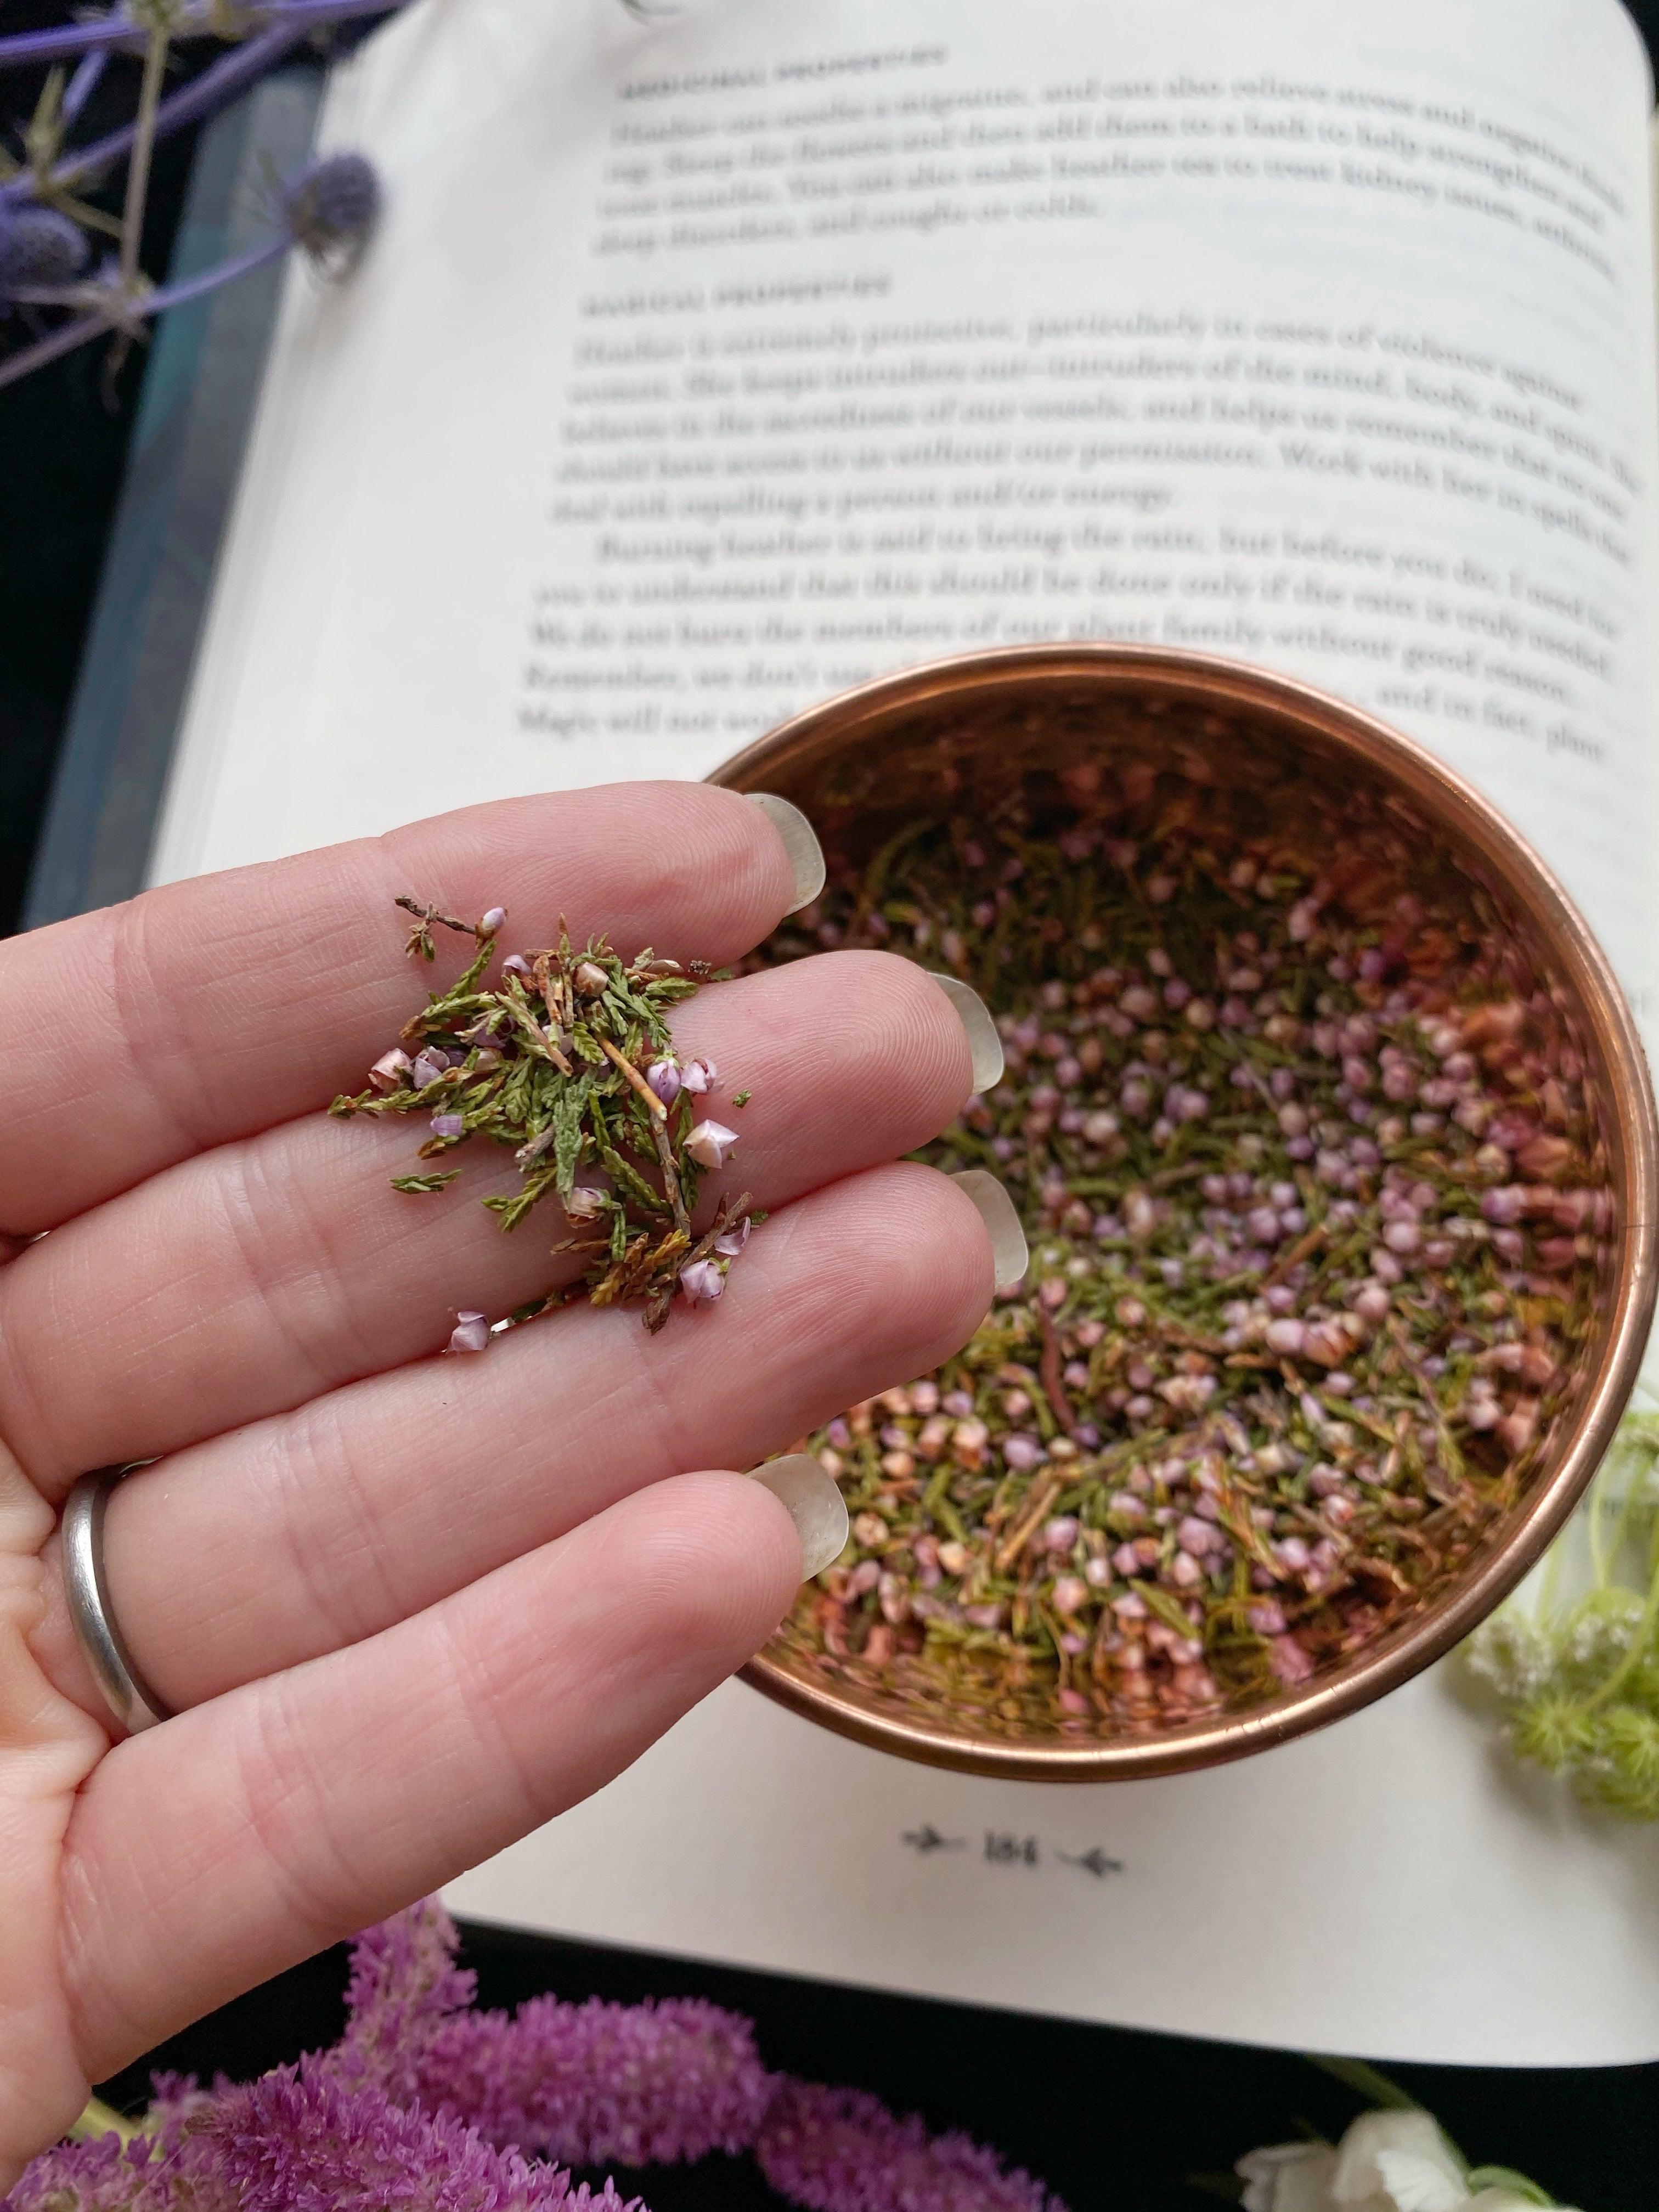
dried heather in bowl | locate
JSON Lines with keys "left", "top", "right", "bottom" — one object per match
{"left": 746, "top": 744, "right": 1613, "bottom": 1746}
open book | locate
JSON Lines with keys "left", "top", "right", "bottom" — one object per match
{"left": 150, "top": 0, "right": 1659, "bottom": 2064}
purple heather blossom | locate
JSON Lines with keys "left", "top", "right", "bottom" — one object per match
{"left": 685, "top": 1120, "right": 738, "bottom": 1171}
{"left": 755, "top": 2080, "right": 1069, "bottom": 2212}
{"left": 502, "top": 953, "right": 533, "bottom": 980}
{"left": 329, "top": 1897, "right": 476, "bottom": 2102}
{"left": 431, "top": 1113, "right": 465, "bottom": 1139}
{"left": 449, "top": 1312, "right": 490, "bottom": 1353}
{"left": 3, "top": 1901, "right": 1068, "bottom": 2212}
{"left": 370, "top": 1047, "right": 413, "bottom": 1092}
{"left": 412, "top": 1993, "right": 773, "bottom": 2168}
{"left": 198, "top": 2061, "right": 639, "bottom": 2212}
{"left": 679, "top": 1058, "right": 716, "bottom": 1095}
{"left": 645, "top": 1057, "right": 682, "bottom": 1107}
{"left": 412, "top": 1047, "right": 450, "bottom": 1090}
{"left": 680, "top": 1259, "right": 724, "bottom": 1305}
{"left": 3, "top": 2126, "right": 159, "bottom": 2212}
{"left": 480, "top": 907, "right": 508, "bottom": 935}
{"left": 713, "top": 1216, "right": 751, "bottom": 1259}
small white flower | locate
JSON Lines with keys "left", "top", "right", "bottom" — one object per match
{"left": 1465, "top": 1614, "right": 1552, "bottom": 1701}
{"left": 1335, "top": 2111, "right": 1466, "bottom": 2212}
{"left": 1237, "top": 2111, "right": 1577, "bottom": 2212}
{"left": 1238, "top": 2143, "right": 1340, "bottom": 2212}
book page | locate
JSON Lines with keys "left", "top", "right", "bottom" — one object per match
{"left": 154, "top": 0, "right": 1659, "bottom": 1004}
{"left": 153, "top": 0, "right": 1659, "bottom": 2059}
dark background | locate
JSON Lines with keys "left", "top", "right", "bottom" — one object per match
{"left": 8, "top": 12, "right": 1659, "bottom": 2206}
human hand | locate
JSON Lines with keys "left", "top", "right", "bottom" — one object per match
{"left": 0, "top": 783, "right": 1016, "bottom": 2183}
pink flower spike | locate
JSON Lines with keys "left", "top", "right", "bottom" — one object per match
{"left": 479, "top": 906, "right": 507, "bottom": 935}
{"left": 680, "top": 1258, "right": 725, "bottom": 1304}
{"left": 430, "top": 1113, "right": 465, "bottom": 1139}
{"left": 646, "top": 1057, "right": 683, "bottom": 1107}
{"left": 368, "top": 1047, "right": 411, "bottom": 1092}
{"left": 713, "top": 1216, "right": 752, "bottom": 1259}
{"left": 448, "top": 1312, "right": 490, "bottom": 1354}
{"left": 686, "top": 1119, "right": 739, "bottom": 1170}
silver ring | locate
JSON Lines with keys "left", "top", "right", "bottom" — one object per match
{"left": 61, "top": 1469, "right": 172, "bottom": 1734}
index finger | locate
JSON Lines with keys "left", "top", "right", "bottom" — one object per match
{"left": 0, "top": 782, "right": 805, "bottom": 1233}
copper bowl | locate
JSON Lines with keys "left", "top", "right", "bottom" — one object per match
{"left": 711, "top": 645, "right": 1659, "bottom": 1781}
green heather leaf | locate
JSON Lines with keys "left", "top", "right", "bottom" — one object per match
{"left": 391, "top": 1171, "right": 464, "bottom": 1194}
{"left": 600, "top": 1142, "right": 667, "bottom": 1214}
{"left": 1131, "top": 1580, "right": 1202, "bottom": 1640}
{"left": 553, "top": 1085, "right": 585, "bottom": 1194}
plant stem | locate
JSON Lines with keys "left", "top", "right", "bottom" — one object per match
{"left": 119, "top": 23, "right": 170, "bottom": 291}
{"left": 0, "top": 0, "right": 404, "bottom": 70}
{"left": 2, "top": 2, "right": 407, "bottom": 210}
{"left": 69, "top": 2096, "right": 143, "bottom": 2146}
{"left": 61, "top": 48, "right": 111, "bottom": 132}
{"left": 0, "top": 232, "right": 289, "bottom": 390}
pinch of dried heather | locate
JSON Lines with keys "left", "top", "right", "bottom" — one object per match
{"left": 332, "top": 899, "right": 758, "bottom": 1339}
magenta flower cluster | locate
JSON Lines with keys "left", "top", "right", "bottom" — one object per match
{"left": 5, "top": 1902, "right": 1066, "bottom": 2212}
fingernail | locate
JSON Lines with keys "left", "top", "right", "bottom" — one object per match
{"left": 926, "top": 972, "right": 1005, "bottom": 1093}
{"left": 746, "top": 793, "right": 826, "bottom": 914}
{"left": 751, "top": 1453, "right": 849, "bottom": 1579}
{"left": 951, "top": 1168, "right": 1029, "bottom": 1290}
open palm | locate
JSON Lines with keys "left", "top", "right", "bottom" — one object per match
{"left": 0, "top": 782, "right": 993, "bottom": 2186}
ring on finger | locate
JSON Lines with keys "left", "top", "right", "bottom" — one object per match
{"left": 62, "top": 1468, "right": 173, "bottom": 1735}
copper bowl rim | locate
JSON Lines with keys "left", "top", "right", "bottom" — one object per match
{"left": 709, "top": 642, "right": 1659, "bottom": 1782}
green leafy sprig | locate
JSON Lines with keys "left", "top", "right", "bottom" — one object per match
{"left": 1466, "top": 1401, "right": 1659, "bottom": 1818}
{"left": 331, "top": 898, "right": 754, "bottom": 1334}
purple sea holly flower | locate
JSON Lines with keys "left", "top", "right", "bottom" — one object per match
{"left": 279, "top": 151, "right": 381, "bottom": 276}
{"left": 0, "top": 206, "right": 87, "bottom": 292}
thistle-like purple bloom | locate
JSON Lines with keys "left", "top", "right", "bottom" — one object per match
{"left": 280, "top": 151, "right": 381, "bottom": 274}
{"left": 0, "top": 206, "right": 87, "bottom": 291}
{"left": 755, "top": 2081, "right": 1069, "bottom": 2212}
